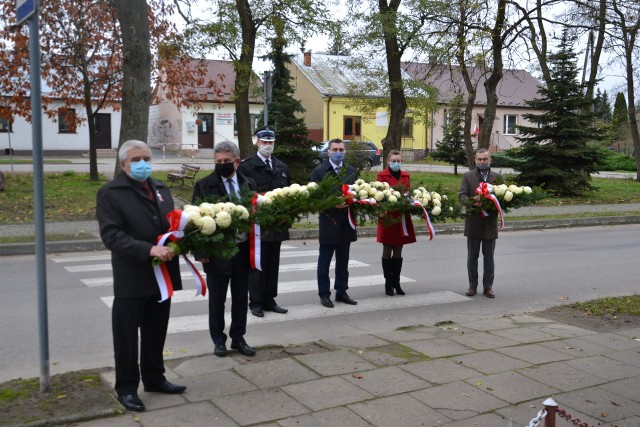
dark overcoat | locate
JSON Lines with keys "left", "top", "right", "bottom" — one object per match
{"left": 310, "top": 160, "right": 358, "bottom": 245}
{"left": 458, "top": 168, "right": 504, "bottom": 240}
{"left": 97, "top": 172, "right": 183, "bottom": 298}
{"left": 191, "top": 171, "right": 256, "bottom": 275}
{"left": 376, "top": 168, "right": 416, "bottom": 245}
{"left": 238, "top": 154, "right": 291, "bottom": 242}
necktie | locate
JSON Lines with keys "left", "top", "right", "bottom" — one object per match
{"left": 265, "top": 158, "right": 272, "bottom": 170}
{"left": 141, "top": 182, "right": 154, "bottom": 200}
{"left": 335, "top": 166, "right": 341, "bottom": 174}
{"left": 226, "top": 179, "right": 238, "bottom": 197}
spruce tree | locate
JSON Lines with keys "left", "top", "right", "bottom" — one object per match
{"left": 431, "top": 94, "right": 467, "bottom": 175}
{"left": 261, "top": 21, "right": 316, "bottom": 183}
{"left": 513, "top": 30, "right": 601, "bottom": 196}
{"left": 611, "top": 92, "right": 631, "bottom": 151}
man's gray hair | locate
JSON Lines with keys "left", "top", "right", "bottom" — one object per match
{"left": 214, "top": 140, "right": 240, "bottom": 159}
{"left": 118, "top": 140, "right": 150, "bottom": 162}
{"left": 475, "top": 148, "right": 490, "bottom": 157}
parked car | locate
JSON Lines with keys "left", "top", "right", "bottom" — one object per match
{"left": 311, "top": 140, "right": 382, "bottom": 170}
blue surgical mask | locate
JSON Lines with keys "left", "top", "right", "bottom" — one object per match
{"left": 389, "top": 162, "right": 402, "bottom": 172}
{"left": 330, "top": 151, "right": 345, "bottom": 164}
{"left": 129, "top": 160, "right": 153, "bottom": 180}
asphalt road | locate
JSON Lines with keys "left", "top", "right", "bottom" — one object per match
{"left": 1, "top": 224, "right": 639, "bottom": 383}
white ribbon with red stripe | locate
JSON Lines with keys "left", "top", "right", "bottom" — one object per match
{"left": 154, "top": 210, "right": 206, "bottom": 302}
{"left": 476, "top": 183, "right": 505, "bottom": 230}
{"left": 249, "top": 194, "right": 267, "bottom": 271}
{"left": 410, "top": 200, "right": 435, "bottom": 240}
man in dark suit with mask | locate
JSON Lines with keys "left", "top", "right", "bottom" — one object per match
{"left": 238, "top": 126, "right": 291, "bottom": 317}
{"left": 192, "top": 140, "right": 257, "bottom": 357}
{"left": 310, "top": 138, "right": 359, "bottom": 308}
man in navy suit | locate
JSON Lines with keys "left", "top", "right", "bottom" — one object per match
{"left": 310, "top": 139, "right": 359, "bottom": 308}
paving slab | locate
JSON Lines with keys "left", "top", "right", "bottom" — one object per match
{"left": 458, "top": 317, "right": 520, "bottom": 332}
{"left": 356, "top": 347, "right": 412, "bottom": 366}
{"left": 348, "top": 394, "right": 451, "bottom": 426}
{"left": 342, "top": 366, "right": 430, "bottom": 397}
{"left": 171, "top": 353, "right": 241, "bottom": 377}
{"left": 465, "top": 371, "right": 559, "bottom": 405}
{"left": 555, "top": 386, "right": 640, "bottom": 424}
{"left": 181, "top": 370, "right": 256, "bottom": 402}
{"left": 447, "top": 330, "right": 521, "bottom": 350}
{"left": 410, "top": 381, "right": 508, "bottom": 418}
{"left": 442, "top": 412, "right": 517, "bottom": 426}
{"left": 495, "top": 343, "right": 573, "bottom": 364}
{"left": 604, "top": 348, "right": 640, "bottom": 368}
{"left": 578, "top": 331, "right": 640, "bottom": 351}
{"left": 598, "top": 376, "right": 640, "bottom": 402}
{"left": 233, "top": 358, "right": 319, "bottom": 388}
{"left": 516, "top": 361, "right": 608, "bottom": 391}
{"left": 509, "top": 314, "right": 555, "bottom": 324}
{"left": 495, "top": 398, "right": 603, "bottom": 427}
{"left": 75, "top": 415, "right": 141, "bottom": 427}
{"left": 320, "top": 334, "right": 391, "bottom": 349}
{"left": 213, "top": 388, "right": 309, "bottom": 425}
{"left": 535, "top": 323, "right": 598, "bottom": 338}
{"left": 277, "top": 407, "right": 370, "bottom": 427}
{"left": 372, "top": 326, "right": 440, "bottom": 342}
{"left": 488, "top": 326, "right": 559, "bottom": 344}
{"left": 565, "top": 355, "right": 640, "bottom": 381}
{"left": 539, "top": 336, "right": 617, "bottom": 357}
{"left": 137, "top": 401, "right": 237, "bottom": 427}
{"left": 450, "top": 350, "right": 531, "bottom": 374}
{"left": 282, "top": 376, "right": 374, "bottom": 411}
{"left": 293, "top": 349, "right": 376, "bottom": 376}
{"left": 400, "top": 358, "right": 480, "bottom": 384}
{"left": 401, "top": 337, "right": 475, "bottom": 358}
{"left": 613, "top": 327, "right": 640, "bottom": 338}
{"left": 603, "top": 415, "right": 640, "bottom": 426}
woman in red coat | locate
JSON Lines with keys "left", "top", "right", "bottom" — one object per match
{"left": 376, "top": 149, "right": 416, "bottom": 296}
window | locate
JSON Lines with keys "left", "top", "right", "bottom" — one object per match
{"left": 401, "top": 117, "right": 413, "bottom": 137}
{"left": 233, "top": 113, "right": 260, "bottom": 136}
{"left": 58, "top": 108, "right": 77, "bottom": 133}
{"left": 343, "top": 116, "right": 361, "bottom": 140}
{"left": 503, "top": 114, "right": 517, "bottom": 135}
{"left": 0, "top": 107, "right": 12, "bottom": 133}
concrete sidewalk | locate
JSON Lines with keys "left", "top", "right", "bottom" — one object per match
{"left": 69, "top": 315, "right": 640, "bottom": 427}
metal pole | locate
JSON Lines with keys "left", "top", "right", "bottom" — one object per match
{"left": 29, "top": 6, "right": 50, "bottom": 393}
{"left": 263, "top": 71, "right": 269, "bottom": 127}
{"left": 543, "top": 397, "right": 558, "bottom": 427}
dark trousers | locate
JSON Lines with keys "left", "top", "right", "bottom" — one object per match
{"left": 467, "top": 237, "right": 496, "bottom": 289}
{"left": 207, "top": 242, "right": 249, "bottom": 345}
{"left": 317, "top": 243, "right": 350, "bottom": 298}
{"left": 249, "top": 241, "right": 282, "bottom": 309}
{"left": 112, "top": 295, "right": 170, "bottom": 396}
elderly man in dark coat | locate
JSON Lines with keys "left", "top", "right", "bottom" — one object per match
{"left": 458, "top": 148, "right": 504, "bottom": 298}
{"left": 192, "top": 140, "right": 257, "bottom": 358}
{"left": 238, "top": 126, "right": 291, "bottom": 317}
{"left": 97, "top": 140, "right": 186, "bottom": 412}
{"left": 310, "top": 138, "right": 359, "bottom": 308}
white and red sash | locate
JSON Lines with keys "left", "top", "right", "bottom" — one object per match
{"left": 475, "top": 182, "right": 504, "bottom": 230}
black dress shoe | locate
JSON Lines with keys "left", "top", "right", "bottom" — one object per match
{"left": 320, "top": 297, "right": 334, "bottom": 308}
{"left": 250, "top": 307, "right": 264, "bottom": 317}
{"left": 118, "top": 394, "right": 145, "bottom": 412}
{"left": 214, "top": 342, "right": 228, "bottom": 357}
{"left": 335, "top": 293, "right": 358, "bottom": 305}
{"left": 144, "top": 380, "right": 186, "bottom": 394}
{"left": 264, "top": 304, "right": 288, "bottom": 314}
{"left": 231, "top": 341, "right": 256, "bottom": 356}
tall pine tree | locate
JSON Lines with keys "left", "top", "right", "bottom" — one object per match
{"left": 513, "top": 30, "right": 601, "bottom": 196}
{"left": 431, "top": 94, "right": 467, "bottom": 175}
{"left": 611, "top": 92, "right": 631, "bottom": 152}
{"left": 260, "top": 19, "right": 316, "bottom": 183}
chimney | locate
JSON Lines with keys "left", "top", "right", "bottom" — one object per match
{"left": 303, "top": 51, "right": 311, "bottom": 67}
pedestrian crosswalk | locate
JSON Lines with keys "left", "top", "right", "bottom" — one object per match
{"left": 49, "top": 244, "right": 469, "bottom": 336}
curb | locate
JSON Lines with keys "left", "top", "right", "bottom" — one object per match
{"left": 2, "top": 215, "right": 640, "bottom": 256}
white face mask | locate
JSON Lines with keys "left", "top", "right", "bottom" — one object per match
{"left": 258, "top": 144, "right": 274, "bottom": 156}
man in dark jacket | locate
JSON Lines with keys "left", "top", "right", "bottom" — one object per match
{"left": 310, "top": 138, "right": 359, "bottom": 308}
{"left": 238, "top": 126, "right": 290, "bottom": 317}
{"left": 97, "top": 140, "right": 186, "bottom": 412}
{"left": 458, "top": 148, "right": 504, "bottom": 298}
{"left": 192, "top": 140, "right": 257, "bottom": 358}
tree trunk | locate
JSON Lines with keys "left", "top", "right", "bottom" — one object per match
{"left": 82, "top": 72, "right": 99, "bottom": 181}
{"left": 479, "top": 0, "right": 506, "bottom": 151}
{"left": 624, "top": 33, "right": 640, "bottom": 181}
{"left": 235, "top": 0, "right": 257, "bottom": 159}
{"left": 584, "top": 0, "right": 607, "bottom": 101}
{"left": 112, "top": 0, "right": 151, "bottom": 176}
{"left": 379, "top": 0, "right": 406, "bottom": 168}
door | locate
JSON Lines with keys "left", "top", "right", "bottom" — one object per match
{"left": 95, "top": 113, "right": 111, "bottom": 149}
{"left": 343, "top": 116, "right": 361, "bottom": 141}
{"left": 197, "top": 113, "right": 214, "bottom": 149}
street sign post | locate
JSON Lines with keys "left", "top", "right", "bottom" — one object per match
{"left": 16, "top": 0, "right": 36, "bottom": 25}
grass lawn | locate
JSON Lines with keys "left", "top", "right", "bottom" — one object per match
{"left": 0, "top": 170, "right": 639, "bottom": 224}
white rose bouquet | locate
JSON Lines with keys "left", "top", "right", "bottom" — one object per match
{"left": 473, "top": 182, "right": 543, "bottom": 214}
{"left": 410, "top": 187, "right": 463, "bottom": 223}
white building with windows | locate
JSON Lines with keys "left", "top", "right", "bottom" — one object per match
{"left": 149, "top": 59, "right": 263, "bottom": 155}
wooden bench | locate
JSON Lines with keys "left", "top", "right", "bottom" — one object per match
{"left": 167, "top": 164, "right": 200, "bottom": 187}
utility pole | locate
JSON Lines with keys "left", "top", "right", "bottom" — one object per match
{"left": 263, "top": 70, "right": 271, "bottom": 126}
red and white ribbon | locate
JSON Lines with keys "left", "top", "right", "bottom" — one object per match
{"left": 410, "top": 200, "right": 435, "bottom": 240}
{"left": 154, "top": 209, "right": 206, "bottom": 302}
{"left": 249, "top": 194, "right": 267, "bottom": 271}
{"left": 475, "top": 182, "right": 504, "bottom": 230}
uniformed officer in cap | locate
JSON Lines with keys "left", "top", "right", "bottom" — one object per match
{"left": 238, "top": 126, "right": 291, "bottom": 317}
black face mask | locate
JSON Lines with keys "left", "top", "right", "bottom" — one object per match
{"left": 215, "top": 162, "right": 236, "bottom": 178}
